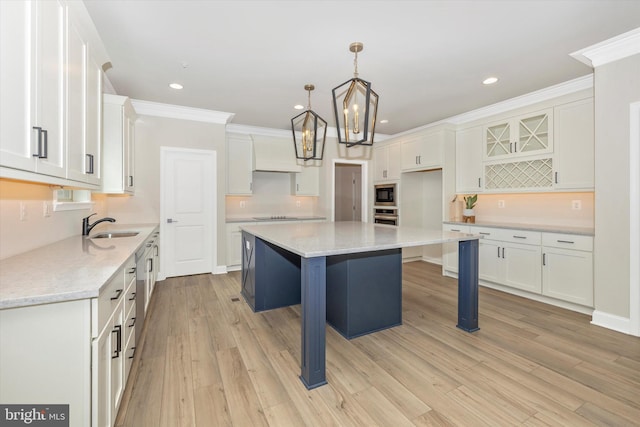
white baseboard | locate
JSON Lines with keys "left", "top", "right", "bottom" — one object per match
{"left": 591, "top": 310, "right": 634, "bottom": 335}
{"left": 213, "top": 265, "right": 228, "bottom": 275}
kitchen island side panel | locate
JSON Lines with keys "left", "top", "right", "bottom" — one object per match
{"left": 241, "top": 231, "right": 301, "bottom": 312}
{"left": 326, "top": 249, "right": 402, "bottom": 339}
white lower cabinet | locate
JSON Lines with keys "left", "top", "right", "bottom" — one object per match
{"left": 477, "top": 228, "right": 542, "bottom": 294}
{"left": 444, "top": 224, "right": 593, "bottom": 310}
{"left": 0, "top": 254, "right": 138, "bottom": 427}
{"left": 226, "top": 223, "right": 243, "bottom": 270}
{"left": 542, "top": 232, "right": 593, "bottom": 306}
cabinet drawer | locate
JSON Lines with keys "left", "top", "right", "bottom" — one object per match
{"left": 542, "top": 233, "right": 593, "bottom": 251}
{"left": 443, "top": 224, "right": 470, "bottom": 233}
{"left": 93, "top": 270, "right": 126, "bottom": 337}
{"left": 471, "top": 226, "right": 541, "bottom": 245}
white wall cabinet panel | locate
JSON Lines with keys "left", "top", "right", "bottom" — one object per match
{"left": 227, "top": 134, "right": 253, "bottom": 195}
{"left": 553, "top": 98, "right": 594, "bottom": 190}
{"left": 374, "top": 142, "right": 400, "bottom": 181}
{"left": 292, "top": 166, "right": 319, "bottom": 196}
{"left": 455, "top": 126, "right": 483, "bottom": 193}
{"left": 103, "top": 94, "right": 136, "bottom": 194}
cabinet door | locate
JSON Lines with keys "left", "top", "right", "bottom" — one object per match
{"left": 125, "top": 115, "right": 136, "bottom": 193}
{"left": 387, "top": 143, "right": 401, "bottom": 180}
{"left": 442, "top": 224, "right": 470, "bottom": 273}
{"left": 401, "top": 134, "right": 443, "bottom": 171}
{"left": 0, "top": 0, "right": 37, "bottom": 172}
{"left": 479, "top": 239, "right": 501, "bottom": 283}
{"left": 292, "top": 166, "right": 319, "bottom": 196}
{"left": 542, "top": 247, "right": 593, "bottom": 306}
{"left": 92, "top": 321, "right": 113, "bottom": 427}
{"left": 32, "top": 0, "right": 66, "bottom": 178}
{"left": 226, "top": 226, "right": 242, "bottom": 268}
{"left": 373, "top": 145, "right": 388, "bottom": 181}
{"left": 110, "top": 299, "right": 125, "bottom": 421}
{"left": 65, "top": 17, "right": 89, "bottom": 183}
{"left": 456, "top": 127, "right": 483, "bottom": 192}
{"left": 485, "top": 121, "right": 511, "bottom": 159}
{"left": 502, "top": 242, "right": 542, "bottom": 293}
{"left": 553, "top": 98, "right": 594, "bottom": 190}
{"left": 227, "top": 135, "right": 253, "bottom": 194}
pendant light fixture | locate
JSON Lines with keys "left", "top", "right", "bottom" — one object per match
{"left": 332, "top": 42, "right": 379, "bottom": 147}
{"left": 291, "top": 84, "right": 327, "bottom": 161}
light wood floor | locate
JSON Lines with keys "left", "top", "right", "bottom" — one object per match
{"left": 115, "top": 261, "right": 640, "bottom": 426}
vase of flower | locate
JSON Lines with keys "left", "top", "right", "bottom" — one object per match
{"left": 463, "top": 194, "right": 477, "bottom": 223}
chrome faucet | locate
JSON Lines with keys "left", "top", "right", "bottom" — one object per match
{"left": 82, "top": 213, "right": 116, "bottom": 236}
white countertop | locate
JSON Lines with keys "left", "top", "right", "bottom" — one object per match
{"left": 240, "top": 221, "right": 480, "bottom": 258}
{"left": 443, "top": 220, "right": 594, "bottom": 236}
{"left": 227, "top": 216, "right": 327, "bottom": 223}
{"left": 0, "top": 224, "right": 159, "bottom": 310}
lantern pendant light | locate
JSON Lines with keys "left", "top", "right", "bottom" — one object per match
{"left": 332, "top": 42, "right": 379, "bottom": 147}
{"left": 291, "top": 84, "right": 327, "bottom": 161}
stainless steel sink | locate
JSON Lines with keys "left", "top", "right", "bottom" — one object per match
{"left": 90, "top": 231, "right": 139, "bottom": 239}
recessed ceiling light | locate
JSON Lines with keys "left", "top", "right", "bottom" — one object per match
{"left": 483, "top": 77, "right": 498, "bottom": 85}
{"left": 294, "top": 104, "right": 304, "bottom": 110}
{"left": 169, "top": 83, "right": 183, "bottom": 90}
{"left": 380, "top": 119, "right": 389, "bottom": 124}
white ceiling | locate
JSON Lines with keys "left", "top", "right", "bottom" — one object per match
{"left": 84, "top": 0, "right": 640, "bottom": 136}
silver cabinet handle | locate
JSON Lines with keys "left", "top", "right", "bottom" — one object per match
{"left": 513, "top": 235, "right": 527, "bottom": 239}
{"left": 557, "top": 240, "right": 574, "bottom": 244}
{"left": 167, "top": 218, "right": 178, "bottom": 223}
{"left": 543, "top": 253, "right": 546, "bottom": 266}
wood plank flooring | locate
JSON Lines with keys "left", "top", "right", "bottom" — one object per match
{"left": 115, "top": 262, "right": 640, "bottom": 426}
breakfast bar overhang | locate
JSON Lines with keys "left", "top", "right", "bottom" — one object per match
{"left": 239, "top": 221, "right": 481, "bottom": 390}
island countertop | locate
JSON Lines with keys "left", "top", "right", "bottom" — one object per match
{"left": 0, "top": 224, "right": 159, "bottom": 310}
{"left": 240, "top": 221, "right": 480, "bottom": 258}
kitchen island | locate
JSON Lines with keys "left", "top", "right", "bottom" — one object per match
{"left": 240, "top": 221, "right": 481, "bottom": 389}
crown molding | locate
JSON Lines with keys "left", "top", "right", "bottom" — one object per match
{"left": 447, "top": 74, "right": 593, "bottom": 126}
{"left": 226, "top": 123, "right": 390, "bottom": 141}
{"left": 571, "top": 27, "right": 640, "bottom": 67}
{"left": 130, "top": 99, "right": 235, "bottom": 124}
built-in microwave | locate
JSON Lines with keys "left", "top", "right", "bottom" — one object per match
{"left": 375, "top": 183, "right": 396, "bottom": 206}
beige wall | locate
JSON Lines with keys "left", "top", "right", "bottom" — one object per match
{"left": 103, "top": 115, "right": 228, "bottom": 269}
{"left": 594, "top": 53, "right": 640, "bottom": 318}
{"left": 0, "top": 179, "right": 108, "bottom": 259}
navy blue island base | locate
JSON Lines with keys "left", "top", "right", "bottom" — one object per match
{"left": 240, "top": 223, "right": 479, "bottom": 389}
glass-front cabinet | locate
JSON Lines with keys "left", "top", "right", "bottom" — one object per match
{"left": 484, "top": 109, "right": 553, "bottom": 160}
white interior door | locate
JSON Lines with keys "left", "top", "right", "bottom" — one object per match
{"left": 161, "top": 147, "right": 216, "bottom": 278}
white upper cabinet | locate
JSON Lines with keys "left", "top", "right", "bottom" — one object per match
{"left": 66, "top": 7, "right": 103, "bottom": 187}
{"left": 455, "top": 126, "right": 483, "bottom": 193}
{"left": 484, "top": 109, "right": 553, "bottom": 161}
{"left": 373, "top": 142, "right": 401, "bottom": 182}
{"left": 553, "top": 98, "right": 594, "bottom": 190}
{"left": 292, "top": 165, "right": 319, "bottom": 196}
{"left": 102, "top": 94, "right": 136, "bottom": 194}
{"left": 0, "top": 0, "right": 66, "bottom": 178}
{"left": 226, "top": 133, "right": 253, "bottom": 195}
{"left": 400, "top": 130, "right": 445, "bottom": 172}
{"left": 0, "top": 0, "right": 108, "bottom": 188}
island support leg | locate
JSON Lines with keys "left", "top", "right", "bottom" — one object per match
{"left": 457, "top": 239, "right": 480, "bottom": 332}
{"left": 299, "top": 256, "right": 328, "bottom": 389}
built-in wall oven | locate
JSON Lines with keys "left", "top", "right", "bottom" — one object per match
{"left": 375, "top": 183, "right": 396, "bottom": 206}
{"left": 374, "top": 207, "right": 398, "bottom": 226}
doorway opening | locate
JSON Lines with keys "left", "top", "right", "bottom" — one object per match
{"left": 332, "top": 160, "right": 368, "bottom": 222}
